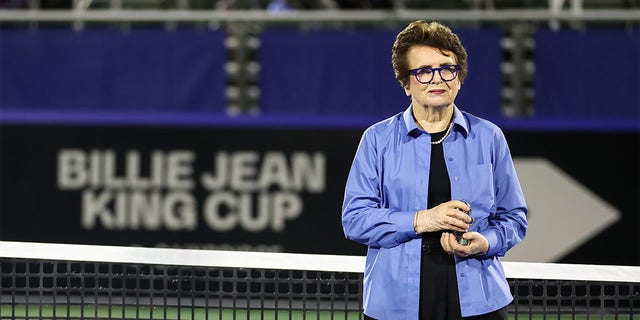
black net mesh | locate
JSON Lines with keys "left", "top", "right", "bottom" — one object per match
{"left": 1, "top": 258, "right": 363, "bottom": 319}
{"left": 1, "top": 256, "right": 638, "bottom": 319}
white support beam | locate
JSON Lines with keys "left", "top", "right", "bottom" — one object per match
{"left": 0, "top": 8, "right": 638, "bottom": 23}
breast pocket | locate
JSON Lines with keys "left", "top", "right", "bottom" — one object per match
{"left": 468, "top": 164, "right": 495, "bottom": 213}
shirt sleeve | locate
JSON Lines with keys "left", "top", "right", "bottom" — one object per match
{"left": 481, "top": 128, "right": 528, "bottom": 257}
{"left": 341, "top": 128, "right": 419, "bottom": 249}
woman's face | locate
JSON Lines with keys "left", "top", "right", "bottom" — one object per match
{"left": 404, "top": 45, "right": 461, "bottom": 110}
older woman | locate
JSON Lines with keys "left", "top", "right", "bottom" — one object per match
{"left": 342, "top": 20, "right": 528, "bottom": 320}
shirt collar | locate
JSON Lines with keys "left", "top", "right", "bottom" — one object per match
{"left": 402, "top": 104, "right": 469, "bottom": 137}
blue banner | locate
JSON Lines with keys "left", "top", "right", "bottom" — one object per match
{"left": 258, "top": 27, "right": 502, "bottom": 119}
{"left": 0, "top": 29, "right": 227, "bottom": 112}
{"left": 534, "top": 28, "right": 640, "bottom": 119}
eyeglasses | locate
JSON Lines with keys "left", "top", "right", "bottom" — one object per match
{"left": 409, "top": 64, "right": 460, "bottom": 84}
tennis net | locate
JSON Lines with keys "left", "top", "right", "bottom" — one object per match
{"left": 0, "top": 241, "right": 638, "bottom": 320}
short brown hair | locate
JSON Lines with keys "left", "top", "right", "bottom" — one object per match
{"left": 392, "top": 20, "right": 468, "bottom": 88}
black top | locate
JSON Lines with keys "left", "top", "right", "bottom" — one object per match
{"left": 418, "top": 127, "right": 462, "bottom": 320}
{"left": 423, "top": 129, "right": 451, "bottom": 241}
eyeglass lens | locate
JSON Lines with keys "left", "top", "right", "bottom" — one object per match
{"left": 415, "top": 66, "right": 458, "bottom": 84}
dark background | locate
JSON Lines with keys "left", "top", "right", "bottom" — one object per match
{"left": 1, "top": 124, "right": 637, "bottom": 265}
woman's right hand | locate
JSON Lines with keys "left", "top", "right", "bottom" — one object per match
{"left": 413, "top": 200, "right": 472, "bottom": 234}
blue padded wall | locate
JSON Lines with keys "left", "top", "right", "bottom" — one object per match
{"left": 258, "top": 28, "right": 503, "bottom": 120}
{"left": 534, "top": 28, "right": 640, "bottom": 119}
{"left": 0, "top": 29, "right": 226, "bottom": 112}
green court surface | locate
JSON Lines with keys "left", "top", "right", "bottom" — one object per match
{"left": 2, "top": 305, "right": 360, "bottom": 320}
{"left": 1, "top": 305, "right": 635, "bottom": 320}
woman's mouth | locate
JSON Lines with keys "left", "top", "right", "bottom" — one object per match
{"left": 428, "top": 89, "right": 446, "bottom": 95}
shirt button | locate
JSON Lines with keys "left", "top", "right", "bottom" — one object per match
{"left": 448, "top": 157, "right": 454, "bottom": 161}
{"left": 454, "top": 177, "right": 459, "bottom": 181}
{"left": 460, "top": 273, "right": 465, "bottom": 277}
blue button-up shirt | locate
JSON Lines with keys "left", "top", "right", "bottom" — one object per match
{"left": 342, "top": 105, "right": 528, "bottom": 319}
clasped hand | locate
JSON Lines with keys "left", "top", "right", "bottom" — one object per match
{"left": 413, "top": 200, "right": 489, "bottom": 257}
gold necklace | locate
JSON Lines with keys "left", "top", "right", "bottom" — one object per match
{"left": 431, "top": 122, "right": 453, "bottom": 145}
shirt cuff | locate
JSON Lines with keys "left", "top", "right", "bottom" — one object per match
{"left": 394, "top": 211, "right": 421, "bottom": 243}
{"left": 481, "top": 229, "right": 502, "bottom": 256}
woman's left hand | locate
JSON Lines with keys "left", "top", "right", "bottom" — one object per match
{"left": 441, "top": 232, "right": 489, "bottom": 257}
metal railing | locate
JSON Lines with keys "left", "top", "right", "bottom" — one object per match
{"left": 1, "top": 8, "right": 638, "bottom": 23}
